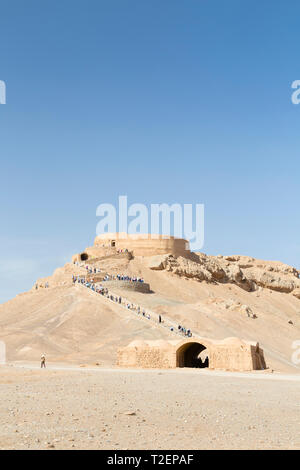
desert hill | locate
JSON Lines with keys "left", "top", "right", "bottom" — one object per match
{"left": 0, "top": 247, "right": 299, "bottom": 372}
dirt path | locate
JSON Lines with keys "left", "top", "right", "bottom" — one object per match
{"left": 9, "top": 362, "right": 300, "bottom": 382}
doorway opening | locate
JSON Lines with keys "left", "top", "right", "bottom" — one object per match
{"left": 176, "top": 342, "right": 209, "bottom": 368}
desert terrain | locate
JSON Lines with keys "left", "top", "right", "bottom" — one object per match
{"left": 0, "top": 365, "right": 299, "bottom": 450}
{"left": 0, "top": 242, "right": 300, "bottom": 450}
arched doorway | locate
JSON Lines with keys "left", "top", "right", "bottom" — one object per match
{"left": 80, "top": 253, "right": 88, "bottom": 261}
{"left": 176, "top": 342, "right": 209, "bottom": 368}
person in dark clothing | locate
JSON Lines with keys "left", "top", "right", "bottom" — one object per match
{"left": 41, "top": 354, "right": 46, "bottom": 368}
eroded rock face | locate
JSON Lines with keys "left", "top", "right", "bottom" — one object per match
{"left": 242, "top": 268, "right": 299, "bottom": 293}
{"left": 147, "top": 252, "right": 300, "bottom": 297}
{"left": 292, "top": 288, "right": 300, "bottom": 300}
{"left": 145, "top": 254, "right": 170, "bottom": 271}
{"left": 208, "top": 298, "right": 257, "bottom": 318}
{"left": 223, "top": 264, "right": 254, "bottom": 292}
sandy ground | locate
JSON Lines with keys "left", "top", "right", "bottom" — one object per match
{"left": 0, "top": 364, "right": 299, "bottom": 450}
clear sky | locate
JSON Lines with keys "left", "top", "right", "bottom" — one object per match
{"left": 0, "top": 0, "right": 299, "bottom": 303}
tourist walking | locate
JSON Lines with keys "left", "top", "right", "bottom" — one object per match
{"left": 41, "top": 354, "right": 46, "bottom": 369}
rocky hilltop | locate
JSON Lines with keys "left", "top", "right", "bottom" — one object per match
{"left": 147, "top": 252, "right": 300, "bottom": 296}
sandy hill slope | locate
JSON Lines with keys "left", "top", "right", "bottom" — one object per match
{"left": 0, "top": 251, "right": 299, "bottom": 372}
{"left": 0, "top": 285, "right": 171, "bottom": 365}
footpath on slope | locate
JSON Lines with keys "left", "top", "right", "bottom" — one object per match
{"left": 73, "top": 262, "right": 196, "bottom": 340}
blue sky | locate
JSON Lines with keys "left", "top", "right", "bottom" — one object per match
{"left": 0, "top": 0, "right": 299, "bottom": 302}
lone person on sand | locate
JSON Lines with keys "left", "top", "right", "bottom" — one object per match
{"left": 41, "top": 354, "right": 46, "bottom": 368}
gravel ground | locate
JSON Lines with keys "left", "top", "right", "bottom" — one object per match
{"left": 0, "top": 365, "right": 299, "bottom": 450}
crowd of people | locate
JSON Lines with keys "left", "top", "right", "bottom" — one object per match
{"left": 74, "top": 262, "right": 144, "bottom": 284}
{"left": 178, "top": 325, "right": 192, "bottom": 337}
{"left": 73, "top": 262, "right": 101, "bottom": 275}
{"left": 103, "top": 274, "right": 145, "bottom": 283}
{"left": 72, "top": 275, "right": 152, "bottom": 320}
{"left": 71, "top": 258, "right": 193, "bottom": 338}
{"left": 33, "top": 259, "right": 193, "bottom": 339}
{"left": 72, "top": 272, "right": 192, "bottom": 337}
